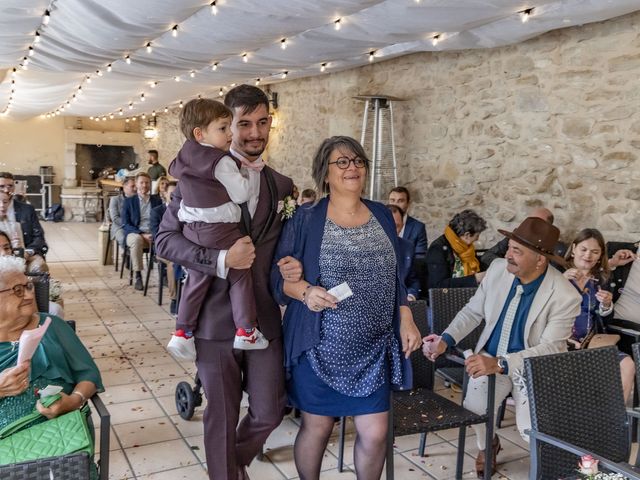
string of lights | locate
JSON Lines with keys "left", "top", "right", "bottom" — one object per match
{"left": 19, "top": 3, "right": 537, "bottom": 120}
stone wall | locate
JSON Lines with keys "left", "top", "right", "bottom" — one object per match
{"left": 145, "top": 11, "right": 640, "bottom": 246}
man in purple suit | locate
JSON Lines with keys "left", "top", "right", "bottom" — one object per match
{"left": 156, "top": 85, "right": 297, "bottom": 480}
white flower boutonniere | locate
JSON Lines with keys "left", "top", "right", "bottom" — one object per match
{"left": 280, "top": 195, "right": 297, "bottom": 220}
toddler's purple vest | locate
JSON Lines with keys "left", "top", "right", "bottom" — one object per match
{"left": 168, "top": 140, "right": 241, "bottom": 208}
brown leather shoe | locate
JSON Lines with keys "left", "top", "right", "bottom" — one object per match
{"left": 475, "top": 435, "right": 501, "bottom": 478}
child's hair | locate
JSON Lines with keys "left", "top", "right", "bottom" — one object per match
{"left": 180, "top": 98, "right": 233, "bottom": 141}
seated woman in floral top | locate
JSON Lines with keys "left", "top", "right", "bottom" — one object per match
{"left": 563, "top": 228, "right": 634, "bottom": 403}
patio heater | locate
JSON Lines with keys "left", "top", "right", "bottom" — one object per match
{"left": 354, "top": 95, "right": 404, "bottom": 201}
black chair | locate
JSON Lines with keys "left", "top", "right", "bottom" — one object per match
{"left": 143, "top": 247, "right": 167, "bottom": 305}
{"left": 631, "top": 343, "right": 640, "bottom": 465}
{"left": 337, "top": 300, "right": 497, "bottom": 480}
{"left": 27, "top": 272, "right": 50, "bottom": 313}
{"left": 525, "top": 347, "right": 640, "bottom": 480}
{"left": 120, "top": 243, "right": 149, "bottom": 286}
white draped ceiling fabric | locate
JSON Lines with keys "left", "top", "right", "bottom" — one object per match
{"left": 1, "top": 0, "right": 639, "bottom": 119}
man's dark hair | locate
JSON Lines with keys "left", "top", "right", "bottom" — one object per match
{"left": 0, "top": 172, "right": 14, "bottom": 180}
{"left": 224, "top": 84, "right": 270, "bottom": 115}
{"left": 148, "top": 150, "right": 159, "bottom": 160}
{"left": 300, "top": 189, "right": 317, "bottom": 201}
{"left": 389, "top": 186, "right": 410, "bottom": 204}
{"left": 386, "top": 204, "right": 404, "bottom": 216}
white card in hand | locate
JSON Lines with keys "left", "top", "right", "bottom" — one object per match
{"left": 327, "top": 282, "right": 353, "bottom": 302}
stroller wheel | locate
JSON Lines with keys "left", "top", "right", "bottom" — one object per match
{"left": 175, "top": 381, "right": 196, "bottom": 420}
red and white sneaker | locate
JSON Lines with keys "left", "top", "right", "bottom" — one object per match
{"left": 233, "top": 328, "right": 269, "bottom": 350}
{"left": 167, "top": 329, "right": 196, "bottom": 361}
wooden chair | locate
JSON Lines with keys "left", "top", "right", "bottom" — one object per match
{"left": 525, "top": 347, "right": 640, "bottom": 479}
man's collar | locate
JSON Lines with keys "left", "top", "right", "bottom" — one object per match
{"left": 231, "top": 148, "right": 265, "bottom": 172}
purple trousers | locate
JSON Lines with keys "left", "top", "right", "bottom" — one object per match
{"left": 178, "top": 221, "right": 257, "bottom": 332}
{"left": 195, "top": 336, "right": 287, "bottom": 479}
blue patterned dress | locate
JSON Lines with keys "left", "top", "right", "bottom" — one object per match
{"left": 288, "top": 215, "right": 402, "bottom": 416}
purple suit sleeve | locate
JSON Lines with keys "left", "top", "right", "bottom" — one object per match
{"left": 154, "top": 185, "right": 220, "bottom": 276}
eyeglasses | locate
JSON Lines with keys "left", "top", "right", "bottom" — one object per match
{"left": 0, "top": 282, "right": 34, "bottom": 298}
{"left": 328, "top": 156, "right": 368, "bottom": 169}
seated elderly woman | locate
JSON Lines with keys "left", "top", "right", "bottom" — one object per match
{"left": 0, "top": 255, "right": 103, "bottom": 432}
{"left": 563, "top": 228, "right": 635, "bottom": 403}
{"left": 426, "top": 209, "right": 487, "bottom": 289}
{"left": 0, "top": 230, "right": 64, "bottom": 318}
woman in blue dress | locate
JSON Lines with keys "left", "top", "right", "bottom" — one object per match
{"left": 271, "top": 136, "right": 422, "bottom": 479}
{"left": 563, "top": 228, "right": 634, "bottom": 402}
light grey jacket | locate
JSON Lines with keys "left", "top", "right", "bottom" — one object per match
{"left": 108, "top": 195, "right": 125, "bottom": 241}
{"left": 443, "top": 258, "right": 581, "bottom": 377}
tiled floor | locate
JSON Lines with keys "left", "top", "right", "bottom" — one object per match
{"left": 43, "top": 222, "right": 531, "bottom": 480}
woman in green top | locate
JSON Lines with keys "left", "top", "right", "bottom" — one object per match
{"left": 0, "top": 255, "right": 103, "bottom": 430}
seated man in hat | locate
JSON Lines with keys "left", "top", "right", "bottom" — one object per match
{"left": 423, "top": 217, "right": 581, "bottom": 476}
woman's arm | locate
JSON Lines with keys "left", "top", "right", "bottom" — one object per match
{"left": 36, "top": 380, "right": 98, "bottom": 419}
{"left": 399, "top": 305, "right": 422, "bottom": 358}
{"left": 0, "top": 363, "right": 30, "bottom": 399}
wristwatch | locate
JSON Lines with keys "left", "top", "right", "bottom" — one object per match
{"left": 497, "top": 356, "right": 508, "bottom": 373}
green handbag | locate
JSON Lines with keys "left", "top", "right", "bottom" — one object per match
{"left": 0, "top": 394, "right": 94, "bottom": 465}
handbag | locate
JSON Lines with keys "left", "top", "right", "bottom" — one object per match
{"left": 0, "top": 394, "right": 93, "bottom": 466}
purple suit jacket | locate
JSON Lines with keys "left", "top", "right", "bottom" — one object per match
{"left": 155, "top": 165, "right": 293, "bottom": 341}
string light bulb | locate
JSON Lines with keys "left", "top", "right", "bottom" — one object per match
{"left": 141, "top": 113, "right": 146, "bottom": 119}
{"left": 140, "top": 93, "right": 145, "bottom": 102}
{"left": 281, "top": 71, "right": 288, "bottom": 79}
{"left": 150, "top": 81, "right": 158, "bottom": 88}
{"left": 520, "top": 8, "right": 533, "bottom": 23}
{"left": 334, "top": 18, "right": 342, "bottom": 30}
{"left": 369, "top": 50, "right": 375, "bottom": 62}
{"left": 219, "top": 88, "right": 224, "bottom": 97}
{"left": 146, "top": 42, "right": 152, "bottom": 53}
{"left": 255, "top": 78, "right": 260, "bottom": 86}
{"left": 128, "top": 102, "right": 133, "bottom": 110}
{"left": 152, "top": 110, "right": 156, "bottom": 116}
{"left": 109, "top": 114, "right": 114, "bottom": 119}
{"left": 77, "top": 86, "right": 82, "bottom": 95}
{"left": 43, "top": 10, "right": 51, "bottom": 25}
{"left": 107, "top": 63, "right": 112, "bottom": 72}
{"left": 172, "top": 25, "right": 178, "bottom": 37}
{"left": 164, "top": 107, "right": 169, "bottom": 113}
{"left": 190, "top": 70, "right": 196, "bottom": 78}
{"left": 320, "top": 62, "right": 327, "bottom": 72}
{"left": 96, "top": 69, "right": 103, "bottom": 76}
{"left": 132, "top": 116, "right": 137, "bottom": 121}
{"left": 210, "top": 1, "right": 218, "bottom": 15}
{"left": 242, "top": 53, "right": 248, "bottom": 63}
{"left": 179, "top": 100, "right": 183, "bottom": 108}
{"left": 119, "top": 108, "right": 123, "bottom": 115}
{"left": 34, "top": 32, "right": 41, "bottom": 43}
{"left": 85, "top": 75, "right": 91, "bottom": 83}
{"left": 432, "top": 34, "right": 440, "bottom": 46}
{"left": 125, "top": 55, "right": 131, "bottom": 64}
{"left": 11, "top": 68, "right": 16, "bottom": 77}
{"left": 280, "top": 38, "right": 288, "bottom": 50}
{"left": 28, "top": 47, "right": 34, "bottom": 57}
{"left": 211, "top": 62, "right": 219, "bottom": 71}
{"left": 174, "top": 75, "right": 180, "bottom": 82}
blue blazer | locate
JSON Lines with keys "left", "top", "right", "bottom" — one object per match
{"left": 270, "top": 197, "right": 413, "bottom": 391}
{"left": 122, "top": 194, "right": 162, "bottom": 237}
{"left": 403, "top": 215, "right": 428, "bottom": 256}
{"left": 398, "top": 237, "right": 420, "bottom": 299}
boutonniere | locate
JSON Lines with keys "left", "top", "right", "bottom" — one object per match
{"left": 278, "top": 195, "right": 297, "bottom": 220}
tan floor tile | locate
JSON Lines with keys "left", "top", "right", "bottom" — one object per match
{"left": 112, "top": 330, "right": 160, "bottom": 344}
{"left": 101, "top": 367, "right": 143, "bottom": 387}
{"left": 108, "top": 398, "right": 166, "bottom": 425}
{"left": 127, "top": 351, "right": 179, "bottom": 368}
{"left": 137, "top": 363, "right": 189, "bottom": 382}
{"left": 247, "top": 458, "right": 291, "bottom": 479}
{"left": 77, "top": 324, "right": 110, "bottom": 336}
{"left": 94, "top": 355, "right": 132, "bottom": 372}
{"left": 79, "top": 333, "right": 118, "bottom": 346}
{"left": 102, "top": 448, "right": 134, "bottom": 480}
{"left": 125, "top": 439, "right": 199, "bottom": 476}
{"left": 137, "top": 465, "right": 210, "bottom": 480}
{"left": 497, "top": 456, "right": 530, "bottom": 480}
{"left": 94, "top": 427, "right": 121, "bottom": 452}
{"left": 401, "top": 444, "right": 476, "bottom": 480}
{"left": 107, "top": 322, "right": 148, "bottom": 334}
{"left": 102, "top": 382, "right": 154, "bottom": 405}
{"left": 87, "top": 344, "right": 124, "bottom": 358}
{"left": 114, "top": 417, "right": 182, "bottom": 448}
{"left": 185, "top": 434, "right": 207, "bottom": 463}
{"left": 120, "top": 340, "right": 166, "bottom": 355}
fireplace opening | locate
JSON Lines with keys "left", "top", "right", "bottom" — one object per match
{"left": 75, "top": 144, "right": 137, "bottom": 181}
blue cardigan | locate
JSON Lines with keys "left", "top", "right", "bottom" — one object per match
{"left": 270, "top": 197, "right": 413, "bottom": 391}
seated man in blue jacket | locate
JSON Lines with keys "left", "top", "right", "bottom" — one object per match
{"left": 122, "top": 172, "right": 162, "bottom": 290}
{"left": 0, "top": 173, "right": 49, "bottom": 273}
{"left": 389, "top": 186, "right": 428, "bottom": 298}
{"left": 387, "top": 204, "right": 420, "bottom": 301}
